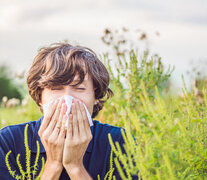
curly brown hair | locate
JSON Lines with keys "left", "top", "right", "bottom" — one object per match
{"left": 26, "top": 42, "right": 113, "bottom": 118}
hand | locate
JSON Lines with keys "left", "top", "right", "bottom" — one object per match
{"left": 63, "top": 99, "right": 92, "bottom": 173}
{"left": 38, "top": 97, "right": 67, "bottom": 179}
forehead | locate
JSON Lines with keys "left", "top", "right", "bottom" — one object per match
{"left": 70, "top": 73, "right": 92, "bottom": 85}
{"left": 73, "top": 73, "right": 89, "bottom": 81}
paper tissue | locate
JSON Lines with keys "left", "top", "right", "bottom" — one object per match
{"left": 42, "top": 95, "right": 93, "bottom": 127}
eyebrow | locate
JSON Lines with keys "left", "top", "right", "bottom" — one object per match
{"left": 70, "top": 79, "right": 87, "bottom": 86}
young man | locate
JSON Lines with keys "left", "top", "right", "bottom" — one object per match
{"left": 0, "top": 43, "right": 138, "bottom": 179}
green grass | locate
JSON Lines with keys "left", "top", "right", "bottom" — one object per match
{"left": 103, "top": 84, "right": 207, "bottom": 179}
{"left": 0, "top": 95, "right": 42, "bottom": 128}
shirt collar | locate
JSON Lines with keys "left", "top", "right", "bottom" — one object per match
{"left": 31, "top": 116, "right": 94, "bottom": 153}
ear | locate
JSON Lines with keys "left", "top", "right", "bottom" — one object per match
{"left": 95, "top": 99, "right": 99, "bottom": 105}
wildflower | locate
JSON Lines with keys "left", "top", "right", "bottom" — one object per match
{"left": 174, "top": 118, "right": 179, "bottom": 125}
{"left": 148, "top": 123, "right": 153, "bottom": 128}
{"left": 1, "top": 119, "right": 7, "bottom": 127}
{"left": 6, "top": 98, "right": 20, "bottom": 108}
{"left": 21, "top": 99, "right": 28, "bottom": 107}
{"left": 1, "top": 96, "right": 8, "bottom": 108}
{"left": 2, "top": 96, "right": 8, "bottom": 103}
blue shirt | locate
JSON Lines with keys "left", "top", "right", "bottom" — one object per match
{"left": 0, "top": 116, "right": 138, "bottom": 179}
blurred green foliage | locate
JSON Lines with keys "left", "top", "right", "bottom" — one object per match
{"left": 0, "top": 64, "right": 23, "bottom": 102}
{"left": 0, "top": 95, "right": 42, "bottom": 127}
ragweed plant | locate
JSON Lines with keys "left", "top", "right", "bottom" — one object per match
{"left": 98, "top": 49, "right": 173, "bottom": 127}
{"left": 97, "top": 150, "right": 116, "bottom": 180}
{"left": 104, "top": 81, "right": 207, "bottom": 179}
{"left": 5, "top": 124, "right": 45, "bottom": 180}
{"left": 97, "top": 48, "right": 206, "bottom": 179}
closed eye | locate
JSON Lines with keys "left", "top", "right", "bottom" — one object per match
{"left": 76, "top": 88, "right": 86, "bottom": 90}
{"left": 51, "top": 87, "right": 63, "bottom": 90}
{"left": 50, "top": 86, "right": 85, "bottom": 90}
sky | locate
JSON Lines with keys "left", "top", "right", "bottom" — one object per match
{"left": 0, "top": 0, "right": 207, "bottom": 91}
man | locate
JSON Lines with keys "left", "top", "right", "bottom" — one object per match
{"left": 0, "top": 43, "right": 138, "bottom": 179}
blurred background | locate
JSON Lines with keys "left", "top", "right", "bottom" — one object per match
{"left": 1, "top": 0, "right": 207, "bottom": 92}
{"left": 0, "top": 0, "right": 207, "bottom": 110}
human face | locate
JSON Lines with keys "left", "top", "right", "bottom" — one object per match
{"left": 40, "top": 74, "right": 98, "bottom": 116}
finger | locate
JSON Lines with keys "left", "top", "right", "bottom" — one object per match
{"left": 66, "top": 114, "right": 73, "bottom": 142}
{"left": 51, "top": 102, "right": 67, "bottom": 138}
{"left": 58, "top": 114, "right": 67, "bottom": 140}
{"left": 57, "top": 102, "right": 67, "bottom": 129}
{"left": 80, "top": 103, "right": 91, "bottom": 136}
{"left": 47, "top": 97, "right": 65, "bottom": 133}
{"left": 80, "top": 102, "right": 89, "bottom": 127}
{"left": 77, "top": 101, "right": 86, "bottom": 137}
{"left": 38, "top": 99, "right": 59, "bottom": 135}
{"left": 71, "top": 101, "right": 79, "bottom": 138}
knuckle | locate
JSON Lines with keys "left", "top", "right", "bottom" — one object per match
{"left": 72, "top": 139, "right": 79, "bottom": 146}
{"left": 38, "top": 130, "right": 42, "bottom": 136}
{"left": 54, "top": 141, "right": 59, "bottom": 146}
{"left": 48, "top": 137, "right": 54, "bottom": 144}
{"left": 66, "top": 140, "right": 73, "bottom": 147}
{"left": 57, "top": 141, "right": 63, "bottom": 146}
{"left": 65, "top": 141, "right": 72, "bottom": 148}
{"left": 58, "top": 138, "right": 64, "bottom": 144}
{"left": 81, "top": 137, "right": 87, "bottom": 143}
{"left": 66, "top": 143, "right": 72, "bottom": 149}
{"left": 42, "top": 134, "right": 48, "bottom": 142}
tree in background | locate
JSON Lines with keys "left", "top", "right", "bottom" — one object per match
{"left": 0, "top": 64, "right": 23, "bottom": 103}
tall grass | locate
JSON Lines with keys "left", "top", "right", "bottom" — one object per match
{"left": 97, "top": 50, "right": 207, "bottom": 179}
{"left": 0, "top": 49, "right": 206, "bottom": 179}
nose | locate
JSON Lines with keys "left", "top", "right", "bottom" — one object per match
{"left": 63, "top": 85, "right": 77, "bottom": 99}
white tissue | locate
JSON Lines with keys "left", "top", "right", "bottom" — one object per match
{"left": 42, "top": 95, "right": 93, "bottom": 127}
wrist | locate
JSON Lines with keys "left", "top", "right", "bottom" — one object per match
{"left": 65, "top": 163, "right": 92, "bottom": 180}
{"left": 65, "top": 163, "right": 84, "bottom": 176}
{"left": 41, "top": 161, "right": 63, "bottom": 180}
{"left": 45, "top": 160, "right": 63, "bottom": 170}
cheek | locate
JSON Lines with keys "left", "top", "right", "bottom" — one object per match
{"left": 79, "top": 98, "right": 96, "bottom": 116}
{"left": 87, "top": 102, "right": 95, "bottom": 115}
{"left": 41, "top": 90, "right": 62, "bottom": 105}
